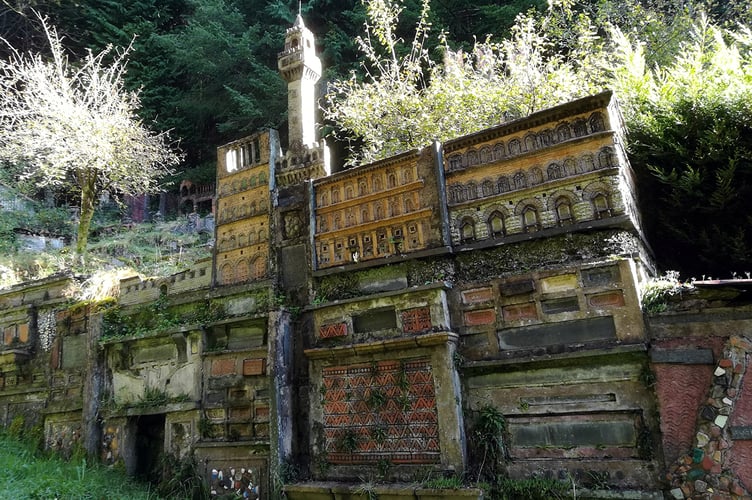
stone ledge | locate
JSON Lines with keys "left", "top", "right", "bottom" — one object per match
{"left": 306, "top": 282, "right": 451, "bottom": 311}
{"left": 649, "top": 348, "right": 714, "bottom": 364}
{"left": 304, "top": 332, "right": 458, "bottom": 360}
{"left": 283, "top": 483, "right": 483, "bottom": 500}
{"left": 731, "top": 426, "right": 752, "bottom": 440}
{"left": 463, "top": 342, "right": 646, "bottom": 371}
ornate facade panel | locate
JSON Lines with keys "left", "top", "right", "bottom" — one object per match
{"left": 215, "top": 131, "right": 275, "bottom": 285}
{"left": 312, "top": 153, "right": 441, "bottom": 269}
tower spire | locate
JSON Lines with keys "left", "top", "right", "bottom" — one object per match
{"left": 278, "top": 11, "right": 321, "bottom": 150}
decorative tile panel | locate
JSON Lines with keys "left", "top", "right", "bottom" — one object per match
{"left": 463, "top": 309, "right": 497, "bottom": 326}
{"left": 401, "top": 307, "right": 432, "bottom": 334}
{"left": 319, "top": 322, "right": 348, "bottom": 339}
{"left": 321, "top": 358, "right": 440, "bottom": 464}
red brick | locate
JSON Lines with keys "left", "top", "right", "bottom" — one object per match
{"left": 461, "top": 287, "right": 494, "bottom": 304}
{"left": 319, "top": 322, "right": 347, "bottom": 338}
{"left": 401, "top": 307, "right": 432, "bottom": 333}
{"left": 243, "top": 358, "right": 266, "bottom": 376}
{"left": 17, "top": 324, "right": 29, "bottom": 343}
{"left": 654, "top": 364, "right": 714, "bottom": 464}
{"left": 211, "top": 358, "right": 236, "bottom": 376}
{"left": 587, "top": 291, "right": 625, "bottom": 308}
{"left": 463, "top": 308, "right": 496, "bottom": 326}
{"left": 502, "top": 302, "right": 537, "bottom": 322}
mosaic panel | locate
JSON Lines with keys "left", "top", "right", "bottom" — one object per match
{"left": 400, "top": 307, "right": 432, "bottom": 334}
{"left": 321, "top": 358, "right": 440, "bottom": 465}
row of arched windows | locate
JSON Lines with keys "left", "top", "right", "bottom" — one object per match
{"left": 446, "top": 112, "right": 607, "bottom": 171}
{"left": 317, "top": 195, "right": 419, "bottom": 233}
{"left": 219, "top": 257, "right": 267, "bottom": 285}
{"left": 456, "top": 193, "right": 612, "bottom": 243}
{"left": 447, "top": 147, "right": 616, "bottom": 205}
{"left": 317, "top": 167, "right": 417, "bottom": 207}
{"left": 217, "top": 228, "right": 268, "bottom": 251}
{"left": 278, "top": 148, "right": 320, "bottom": 170}
{"left": 219, "top": 172, "right": 268, "bottom": 196}
{"left": 217, "top": 199, "right": 268, "bottom": 224}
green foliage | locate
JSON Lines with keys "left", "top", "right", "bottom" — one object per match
{"left": 0, "top": 432, "right": 157, "bottom": 499}
{"left": 338, "top": 428, "right": 359, "bottom": 453}
{"left": 640, "top": 271, "right": 692, "bottom": 313}
{"left": 468, "top": 405, "right": 507, "bottom": 482}
{"left": 489, "top": 476, "right": 569, "bottom": 500}
{"left": 422, "top": 475, "right": 465, "bottom": 489}
{"left": 366, "top": 388, "right": 387, "bottom": 410}
{"left": 610, "top": 16, "right": 752, "bottom": 275}
{"left": 156, "top": 453, "right": 210, "bottom": 500}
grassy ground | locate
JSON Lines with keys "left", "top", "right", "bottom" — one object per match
{"left": 0, "top": 433, "right": 159, "bottom": 500}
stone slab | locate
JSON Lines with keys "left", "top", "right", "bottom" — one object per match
{"left": 497, "top": 316, "right": 616, "bottom": 350}
{"left": 731, "top": 426, "right": 752, "bottom": 440}
{"left": 650, "top": 348, "right": 714, "bottom": 365}
{"left": 352, "top": 308, "right": 397, "bottom": 333}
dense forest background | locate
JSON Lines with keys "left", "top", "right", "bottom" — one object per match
{"left": 0, "top": 0, "right": 550, "bottom": 181}
{"left": 0, "top": 0, "right": 750, "bottom": 277}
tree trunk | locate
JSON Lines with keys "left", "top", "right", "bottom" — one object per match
{"left": 76, "top": 171, "right": 98, "bottom": 256}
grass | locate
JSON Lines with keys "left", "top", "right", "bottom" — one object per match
{"left": 0, "top": 216, "right": 211, "bottom": 293}
{"left": 0, "top": 433, "right": 159, "bottom": 499}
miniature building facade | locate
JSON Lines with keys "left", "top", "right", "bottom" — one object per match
{"left": 1, "top": 14, "right": 751, "bottom": 500}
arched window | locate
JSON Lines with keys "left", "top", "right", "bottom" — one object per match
{"left": 524, "top": 133, "right": 537, "bottom": 152}
{"left": 236, "top": 260, "right": 249, "bottom": 283}
{"left": 450, "top": 185, "right": 466, "bottom": 203}
{"left": 460, "top": 218, "right": 476, "bottom": 243}
{"left": 557, "top": 123, "right": 571, "bottom": 142}
{"left": 373, "top": 175, "right": 383, "bottom": 191}
{"left": 497, "top": 176, "right": 510, "bottom": 193}
{"left": 530, "top": 168, "right": 543, "bottom": 185}
{"left": 573, "top": 119, "right": 588, "bottom": 137}
{"left": 493, "top": 143, "right": 506, "bottom": 161}
{"left": 513, "top": 171, "right": 527, "bottom": 190}
{"left": 448, "top": 155, "right": 462, "bottom": 170}
{"left": 358, "top": 179, "right": 367, "bottom": 196}
{"left": 375, "top": 203, "right": 384, "bottom": 219}
{"left": 488, "top": 211, "right": 505, "bottom": 237}
{"left": 509, "top": 139, "right": 521, "bottom": 156}
{"left": 220, "top": 263, "right": 233, "bottom": 284}
{"left": 555, "top": 197, "right": 574, "bottom": 225}
{"left": 539, "top": 129, "right": 553, "bottom": 147}
{"left": 331, "top": 188, "right": 340, "bottom": 203}
{"left": 598, "top": 147, "right": 615, "bottom": 169}
{"left": 582, "top": 154, "right": 595, "bottom": 172}
{"left": 522, "top": 206, "right": 540, "bottom": 232}
{"left": 361, "top": 208, "right": 369, "bottom": 223}
{"left": 253, "top": 258, "right": 266, "bottom": 278}
{"left": 389, "top": 199, "right": 399, "bottom": 217}
{"left": 480, "top": 147, "right": 492, "bottom": 163}
{"left": 593, "top": 194, "right": 611, "bottom": 219}
{"left": 402, "top": 168, "right": 413, "bottom": 183}
{"left": 404, "top": 198, "right": 415, "bottom": 213}
{"left": 467, "top": 150, "right": 479, "bottom": 166}
{"left": 547, "top": 163, "right": 563, "bottom": 180}
{"left": 589, "top": 112, "right": 605, "bottom": 132}
{"left": 466, "top": 182, "right": 478, "bottom": 200}
{"left": 387, "top": 172, "right": 397, "bottom": 188}
{"left": 564, "top": 158, "right": 576, "bottom": 175}
{"left": 481, "top": 180, "right": 495, "bottom": 197}
{"left": 345, "top": 184, "right": 354, "bottom": 199}
{"left": 320, "top": 192, "right": 328, "bottom": 207}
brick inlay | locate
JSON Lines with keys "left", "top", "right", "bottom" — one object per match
{"left": 319, "top": 322, "right": 348, "bottom": 339}
{"left": 502, "top": 303, "right": 537, "bottom": 322}
{"left": 243, "top": 358, "right": 266, "bottom": 376}
{"left": 461, "top": 288, "right": 494, "bottom": 304}
{"left": 211, "top": 358, "right": 236, "bottom": 376}
{"left": 401, "top": 307, "right": 432, "bottom": 334}
{"left": 587, "top": 291, "right": 625, "bottom": 308}
{"left": 463, "top": 308, "right": 496, "bottom": 326}
{"left": 321, "top": 358, "right": 440, "bottom": 464}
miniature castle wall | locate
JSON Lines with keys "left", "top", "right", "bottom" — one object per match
{"left": 2, "top": 89, "right": 751, "bottom": 500}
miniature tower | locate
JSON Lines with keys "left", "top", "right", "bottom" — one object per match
{"left": 277, "top": 13, "right": 329, "bottom": 185}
